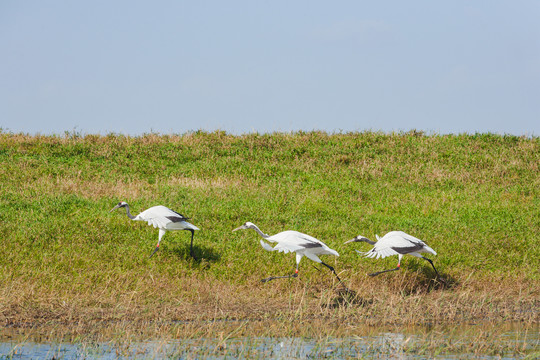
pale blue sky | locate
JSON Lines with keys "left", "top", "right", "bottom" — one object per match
{"left": 1, "top": 1, "right": 539, "bottom": 135}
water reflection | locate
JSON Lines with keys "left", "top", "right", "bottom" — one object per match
{"left": 1, "top": 322, "right": 538, "bottom": 359}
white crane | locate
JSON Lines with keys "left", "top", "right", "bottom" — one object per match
{"left": 110, "top": 201, "right": 200, "bottom": 259}
{"left": 345, "top": 231, "right": 441, "bottom": 279}
{"left": 232, "top": 222, "right": 344, "bottom": 284}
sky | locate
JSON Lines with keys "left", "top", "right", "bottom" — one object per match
{"left": 1, "top": 1, "right": 539, "bottom": 136}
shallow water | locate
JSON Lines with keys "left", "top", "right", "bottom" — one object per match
{"left": 1, "top": 321, "right": 538, "bottom": 359}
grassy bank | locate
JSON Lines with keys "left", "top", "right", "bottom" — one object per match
{"left": 0, "top": 131, "right": 538, "bottom": 328}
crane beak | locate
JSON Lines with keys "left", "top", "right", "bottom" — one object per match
{"left": 232, "top": 225, "right": 246, "bottom": 232}
{"left": 344, "top": 238, "right": 358, "bottom": 244}
{"left": 110, "top": 204, "right": 121, "bottom": 212}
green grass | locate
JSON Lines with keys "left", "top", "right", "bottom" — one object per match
{"left": 0, "top": 130, "right": 538, "bottom": 325}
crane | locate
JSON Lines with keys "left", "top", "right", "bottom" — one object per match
{"left": 345, "top": 231, "right": 441, "bottom": 279}
{"left": 232, "top": 222, "right": 344, "bottom": 284}
{"left": 110, "top": 201, "right": 200, "bottom": 259}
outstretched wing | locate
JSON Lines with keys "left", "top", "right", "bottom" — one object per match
{"left": 365, "top": 231, "right": 432, "bottom": 258}
{"left": 272, "top": 231, "right": 325, "bottom": 248}
{"left": 260, "top": 239, "right": 306, "bottom": 254}
{"left": 389, "top": 231, "right": 435, "bottom": 255}
{"left": 135, "top": 205, "right": 197, "bottom": 230}
{"left": 364, "top": 246, "right": 400, "bottom": 259}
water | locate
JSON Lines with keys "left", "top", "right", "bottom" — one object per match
{"left": 1, "top": 322, "right": 538, "bottom": 359}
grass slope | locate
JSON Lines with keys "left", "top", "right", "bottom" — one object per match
{"left": 0, "top": 131, "right": 538, "bottom": 327}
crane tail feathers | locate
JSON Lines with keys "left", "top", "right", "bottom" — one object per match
{"left": 328, "top": 248, "right": 339, "bottom": 257}
{"left": 423, "top": 244, "right": 437, "bottom": 256}
{"left": 184, "top": 222, "right": 200, "bottom": 231}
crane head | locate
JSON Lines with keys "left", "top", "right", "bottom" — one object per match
{"left": 344, "top": 235, "right": 375, "bottom": 245}
{"left": 232, "top": 222, "right": 255, "bottom": 232}
{"left": 110, "top": 201, "right": 128, "bottom": 212}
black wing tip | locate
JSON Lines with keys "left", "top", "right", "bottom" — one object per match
{"left": 301, "top": 242, "right": 324, "bottom": 249}
{"left": 172, "top": 209, "right": 190, "bottom": 220}
{"left": 391, "top": 244, "right": 424, "bottom": 254}
{"left": 166, "top": 215, "right": 189, "bottom": 223}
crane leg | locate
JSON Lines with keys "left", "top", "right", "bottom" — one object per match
{"left": 261, "top": 273, "right": 298, "bottom": 283}
{"left": 149, "top": 245, "right": 160, "bottom": 258}
{"left": 187, "top": 229, "right": 197, "bottom": 260}
{"left": 421, "top": 256, "right": 442, "bottom": 280}
{"left": 368, "top": 264, "right": 401, "bottom": 276}
{"left": 320, "top": 262, "right": 353, "bottom": 293}
{"left": 320, "top": 261, "right": 344, "bottom": 283}
{"left": 261, "top": 266, "right": 299, "bottom": 283}
{"left": 149, "top": 229, "right": 166, "bottom": 258}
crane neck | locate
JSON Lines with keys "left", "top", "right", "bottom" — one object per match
{"left": 355, "top": 236, "right": 376, "bottom": 245}
{"left": 249, "top": 224, "right": 270, "bottom": 239}
{"left": 363, "top": 238, "right": 376, "bottom": 245}
{"left": 124, "top": 204, "right": 136, "bottom": 220}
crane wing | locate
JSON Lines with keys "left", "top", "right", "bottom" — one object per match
{"left": 135, "top": 205, "right": 191, "bottom": 229}
{"left": 364, "top": 247, "right": 400, "bottom": 259}
{"left": 365, "top": 231, "right": 434, "bottom": 258}
{"left": 260, "top": 240, "right": 306, "bottom": 254}
{"left": 386, "top": 231, "right": 435, "bottom": 255}
{"left": 271, "top": 231, "right": 326, "bottom": 249}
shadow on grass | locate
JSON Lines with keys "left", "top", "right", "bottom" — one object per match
{"left": 326, "top": 287, "right": 374, "bottom": 309}
{"left": 399, "top": 273, "right": 458, "bottom": 295}
{"left": 404, "top": 260, "right": 458, "bottom": 292}
{"left": 346, "top": 260, "right": 458, "bottom": 297}
{"left": 168, "top": 243, "right": 221, "bottom": 265}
